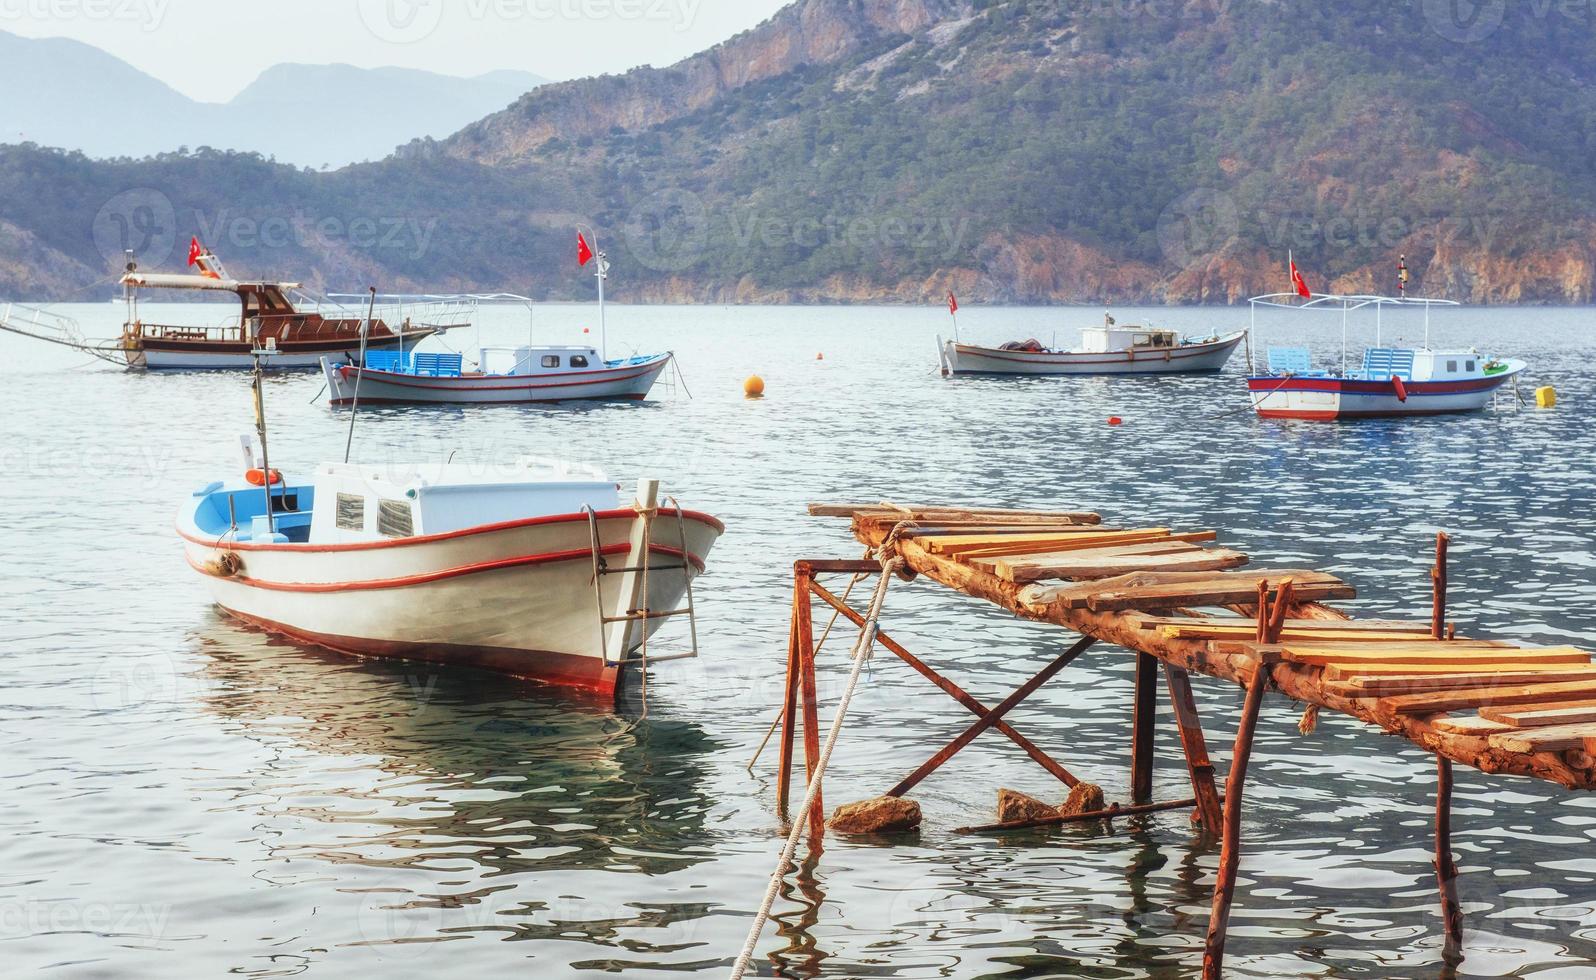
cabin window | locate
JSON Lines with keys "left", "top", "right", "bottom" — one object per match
{"left": 1447, "top": 360, "right": 1458, "bottom": 372}
{"left": 542, "top": 355, "right": 561, "bottom": 368}
{"left": 570, "top": 355, "right": 589, "bottom": 368}
{"left": 335, "top": 493, "right": 365, "bottom": 531}
{"left": 377, "top": 499, "right": 414, "bottom": 538}
{"left": 1467, "top": 359, "right": 1477, "bottom": 372}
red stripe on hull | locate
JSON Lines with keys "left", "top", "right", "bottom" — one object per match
{"left": 188, "top": 542, "right": 706, "bottom": 592}
{"left": 219, "top": 606, "right": 622, "bottom": 695}
{"left": 178, "top": 507, "right": 727, "bottom": 554}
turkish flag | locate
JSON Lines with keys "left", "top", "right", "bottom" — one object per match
{"left": 187, "top": 236, "right": 203, "bottom": 268}
{"left": 948, "top": 292, "right": 958, "bottom": 315}
{"left": 1290, "top": 259, "right": 1311, "bottom": 299}
{"left": 577, "top": 232, "right": 594, "bottom": 267}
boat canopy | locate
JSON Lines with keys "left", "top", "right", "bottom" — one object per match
{"left": 1248, "top": 292, "right": 1460, "bottom": 313}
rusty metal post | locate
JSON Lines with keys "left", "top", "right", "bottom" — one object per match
{"left": 1202, "top": 661, "right": 1272, "bottom": 980}
{"left": 795, "top": 568, "right": 824, "bottom": 841}
{"left": 775, "top": 596, "right": 800, "bottom": 821}
{"left": 1164, "top": 664, "right": 1224, "bottom": 831}
{"left": 1433, "top": 531, "right": 1450, "bottom": 640}
{"left": 1436, "top": 756, "right": 1464, "bottom": 952}
{"left": 1132, "top": 651, "right": 1159, "bottom": 803}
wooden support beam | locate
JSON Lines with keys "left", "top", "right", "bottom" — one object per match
{"left": 1164, "top": 664, "right": 1224, "bottom": 831}
{"left": 807, "top": 578, "right": 1081, "bottom": 789}
{"left": 1132, "top": 651, "right": 1159, "bottom": 803}
{"left": 1433, "top": 532, "right": 1450, "bottom": 641}
{"left": 794, "top": 566, "right": 825, "bottom": 843}
{"left": 1436, "top": 757, "right": 1464, "bottom": 953}
{"left": 1203, "top": 662, "right": 1273, "bottom": 980}
{"left": 776, "top": 606, "right": 800, "bottom": 820}
{"left": 886, "top": 636, "right": 1098, "bottom": 799}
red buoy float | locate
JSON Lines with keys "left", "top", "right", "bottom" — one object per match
{"left": 246, "top": 468, "right": 284, "bottom": 487}
{"left": 1391, "top": 376, "right": 1409, "bottom": 403}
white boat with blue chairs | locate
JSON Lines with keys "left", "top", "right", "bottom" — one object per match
{"left": 178, "top": 457, "right": 724, "bottom": 699}
{"left": 320, "top": 346, "right": 674, "bottom": 405}
{"left": 1245, "top": 293, "right": 1527, "bottom": 421}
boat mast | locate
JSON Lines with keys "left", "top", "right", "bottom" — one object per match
{"left": 249, "top": 318, "right": 275, "bottom": 536}
{"left": 344, "top": 287, "right": 376, "bottom": 465}
{"left": 577, "top": 223, "right": 608, "bottom": 362}
{"left": 1340, "top": 301, "right": 1349, "bottom": 376}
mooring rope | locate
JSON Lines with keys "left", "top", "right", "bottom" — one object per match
{"left": 728, "top": 553, "right": 902, "bottom": 980}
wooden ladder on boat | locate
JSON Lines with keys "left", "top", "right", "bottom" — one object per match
{"left": 584, "top": 479, "right": 703, "bottom": 669}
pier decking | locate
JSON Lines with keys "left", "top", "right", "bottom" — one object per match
{"left": 778, "top": 502, "right": 1596, "bottom": 977}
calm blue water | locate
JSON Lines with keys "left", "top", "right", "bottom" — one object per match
{"left": 1, "top": 302, "right": 1594, "bottom": 978}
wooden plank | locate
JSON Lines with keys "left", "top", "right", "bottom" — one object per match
{"left": 811, "top": 502, "right": 1100, "bottom": 522}
{"left": 992, "top": 548, "right": 1251, "bottom": 584}
{"left": 1216, "top": 639, "right": 1511, "bottom": 658}
{"left": 976, "top": 541, "right": 1202, "bottom": 578}
{"left": 1078, "top": 574, "right": 1352, "bottom": 612}
{"left": 1288, "top": 646, "right": 1577, "bottom": 669}
{"left": 1431, "top": 714, "right": 1517, "bottom": 736}
{"left": 961, "top": 531, "right": 1220, "bottom": 565}
{"left": 1325, "top": 662, "right": 1596, "bottom": 681}
{"left": 906, "top": 524, "right": 1123, "bottom": 538}
{"left": 1036, "top": 570, "right": 1348, "bottom": 611}
{"left": 1382, "top": 680, "right": 1596, "bottom": 717}
{"left": 927, "top": 528, "right": 1182, "bottom": 557}
{"left": 1126, "top": 615, "right": 1435, "bottom": 636}
{"left": 1489, "top": 724, "right": 1596, "bottom": 754}
{"left": 1328, "top": 668, "right": 1596, "bottom": 697}
{"left": 1481, "top": 704, "right": 1596, "bottom": 729}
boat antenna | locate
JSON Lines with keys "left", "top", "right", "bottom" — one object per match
{"left": 249, "top": 317, "right": 276, "bottom": 536}
{"left": 344, "top": 286, "right": 376, "bottom": 465}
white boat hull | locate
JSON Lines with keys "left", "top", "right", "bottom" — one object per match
{"left": 1248, "top": 366, "right": 1525, "bottom": 420}
{"left": 128, "top": 333, "right": 434, "bottom": 371}
{"left": 180, "top": 507, "right": 722, "bottom": 695}
{"left": 942, "top": 332, "right": 1244, "bottom": 376}
{"left": 322, "top": 354, "right": 672, "bottom": 404}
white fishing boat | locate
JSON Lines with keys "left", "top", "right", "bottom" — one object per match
{"left": 178, "top": 333, "right": 722, "bottom": 700}
{"left": 1245, "top": 293, "right": 1528, "bottom": 421}
{"left": 321, "top": 347, "right": 673, "bottom": 405}
{"left": 939, "top": 315, "right": 1244, "bottom": 376}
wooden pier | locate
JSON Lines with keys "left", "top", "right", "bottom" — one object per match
{"left": 775, "top": 502, "right": 1596, "bottom": 978}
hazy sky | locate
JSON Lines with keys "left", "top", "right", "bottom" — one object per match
{"left": 2, "top": 0, "right": 793, "bottom": 100}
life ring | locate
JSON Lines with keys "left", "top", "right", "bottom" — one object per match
{"left": 246, "top": 468, "right": 284, "bottom": 486}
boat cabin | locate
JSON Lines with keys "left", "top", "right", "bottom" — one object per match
{"left": 185, "top": 460, "right": 621, "bottom": 546}
{"left": 1266, "top": 346, "right": 1502, "bottom": 382}
{"left": 121, "top": 272, "right": 404, "bottom": 346}
{"left": 1080, "top": 325, "right": 1179, "bottom": 353}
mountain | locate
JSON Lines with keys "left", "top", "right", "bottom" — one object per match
{"left": 3, "top": 0, "right": 1595, "bottom": 304}
{"left": 0, "top": 32, "right": 545, "bottom": 168}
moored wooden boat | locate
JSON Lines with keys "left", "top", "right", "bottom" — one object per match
{"left": 1246, "top": 293, "right": 1527, "bottom": 421}
{"left": 940, "top": 317, "right": 1244, "bottom": 376}
{"left": 321, "top": 348, "right": 673, "bottom": 405}
{"left": 179, "top": 460, "right": 723, "bottom": 698}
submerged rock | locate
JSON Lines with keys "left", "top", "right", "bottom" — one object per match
{"left": 828, "top": 796, "right": 922, "bottom": 835}
{"left": 996, "top": 788, "right": 1058, "bottom": 823}
{"left": 1059, "top": 782, "right": 1107, "bottom": 817}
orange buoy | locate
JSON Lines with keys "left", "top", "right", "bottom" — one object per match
{"left": 743, "top": 375, "right": 766, "bottom": 398}
{"left": 583, "top": 327, "right": 591, "bottom": 334}
{"left": 1108, "top": 416, "right": 1124, "bottom": 427}
{"left": 246, "top": 468, "right": 284, "bottom": 486}
{"left": 816, "top": 353, "right": 825, "bottom": 361}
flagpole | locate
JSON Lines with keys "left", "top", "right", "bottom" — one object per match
{"left": 344, "top": 286, "right": 375, "bottom": 465}
{"left": 577, "top": 223, "right": 607, "bottom": 362}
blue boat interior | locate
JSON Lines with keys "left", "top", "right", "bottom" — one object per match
{"left": 1267, "top": 347, "right": 1315, "bottom": 375}
{"left": 190, "top": 482, "right": 316, "bottom": 544}
{"left": 365, "top": 351, "right": 464, "bottom": 377}
{"left": 1360, "top": 348, "right": 1415, "bottom": 381}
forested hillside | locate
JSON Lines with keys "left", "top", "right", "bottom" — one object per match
{"left": 3, "top": 0, "right": 1594, "bottom": 304}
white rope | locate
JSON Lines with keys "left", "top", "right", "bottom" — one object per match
{"left": 727, "top": 557, "right": 901, "bottom": 980}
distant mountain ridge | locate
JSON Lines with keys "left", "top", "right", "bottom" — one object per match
{"left": 1, "top": 1, "right": 1595, "bottom": 304}
{"left": 0, "top": 31, "right": 545, "bottom": 168}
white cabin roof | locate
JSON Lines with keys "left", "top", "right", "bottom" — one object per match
{"left": 120, "top": 273, "right": 303, "bottom": 292}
